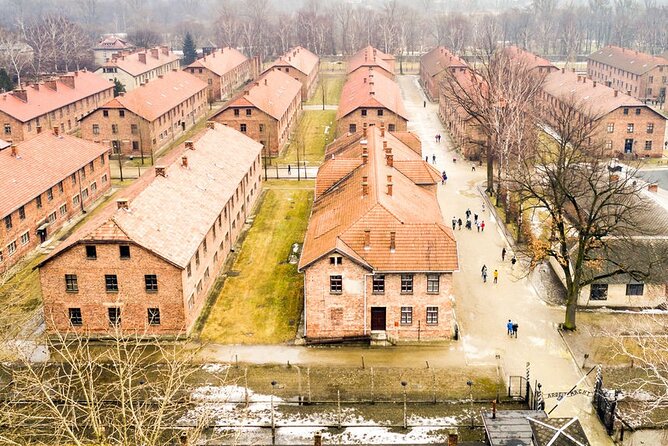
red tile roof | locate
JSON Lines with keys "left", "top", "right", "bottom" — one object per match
{"left": 542, "top": 69, "right": 655, "bottom": 117}
{"left": 99, "top": 47, "right": 180, "bottom": 77}
{"left": 502, "top": 46, "right": 557, "bottom": 71}
{"left": 421, "top": 46, "right": 468, "bottom": 78}
{"left": 270, "top": 46, "right": 319, "bottom": 76}
{"left": 337, "top": 68, "right": 408, "bottom": 121}
{"left": 347, "top": 45, "right": 395, "bottom": 78}
{"left": 216, "top": 70, "right": 302, "bottom": 120}
{"left": 300, "top": 127, "right": 458, "bottom": 272}
{"left": 186, "top": 47, "right": 249, "bottom": 77}
{"left": 96, "top": 70, "right": 207, "bottom": 122}
{"left": 0, "top": 132, "right": 109, "bottom": 218}
{"left": 589, "top": 46, "right": 668, "bottom": 76}
{"left": 40, "top": 123, "right": 263, "bottom": 268}
{"left": 94, "top": 36, "right": 131, "bottom": 50}
{"left": 0, "top": 71, "right": 113, "bottom": 122}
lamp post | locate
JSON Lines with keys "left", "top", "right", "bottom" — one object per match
{"left": 401, "top": 380, "right": 408, "bottom": 429}
{"left": 467, "top": 380, "right": 474, "bottom": 429}
{"left": 270, "top": 380, "right": 277, "bottom": 445}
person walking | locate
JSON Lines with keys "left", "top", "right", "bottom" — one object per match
{"left": 442, "top": 171, "right": 447, "bottom": 185}
{"left": 435, "top": 134, "right": 439, "bottom": 143}
{"left": 452, "top": 217, "right": 457, "bottom": 231}
{"left": 465, "top": 208, "right": 471, "bottom": 219}
{"left": 482, "top": 203, "right": 486, "bottom": 213}
{"left": 423, "top": 100, "right": 426, "bottom": 108}
{"left": 512, "top": 322, "right": 519, "bottom": 338}
{"left": 507, "top": 319, "right": 513, "bottom": 336}
{"left": 481, "top": 221, "right": 485, "bottom": 232}
{"left": 457, "top": 218, "right": 462, "bottom": 230}
{"left": 481, "top": 265, "right": 488, "bottom": 283}
{"left": 287, "top": 164, "right": 292, "bottom": 175}
{"left": 493, "top": 269, "right": 499, "bottom": 284}
{"left": 425, "top": 155, "right": 429, "bottom": 162}
{"left": 474, "top": 213, "right": 478, "bottom": 223}
{"left": 476, "top": 221, "right": 480, "bottom": 232}
{"left": 511, "top": 255, "right": 517, "bottom": 268}
{"left": 472, "top": 164, "right": 476, "bottom": 172}
{"left": 502, "top": 247, "right": 506, "bottom": 261}
{"left": 432, "top": 154, "right": 436, "bottom": 164}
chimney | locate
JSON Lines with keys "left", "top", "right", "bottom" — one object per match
{"left": 383, "top": 140, "right": 388, "bottom": 151}
{"left": 53, "top": 126, "right": 59, "bottom": 136}
{"left": 243, "top": 90, "right": 250, "bottom": 96}
{"left": 158, "top": 74, "right": 164, "bottom": 79}
{"left": 206, "top": 121, "right": 215, "bottom": 130}
{"left": 181, "top": 155, "right": 189, "bottom": 168}
{"left": 386, "top": 153, "right": 394, "bottom": 167}
{"left": 362, "top": 144, "right": 369, "bottom": 163}
{"left": 60, "top": 74, "right": 75, "bottom": 89}
{"left": 362, "top": 176, "right": 369, "bottom": 196}
{"left": 12, "top": 88, "right": 27, "bottom": 102}
{"left": 648, "top": 183, "right": 659, "bottom": 193}
{"left": 386, "top": 175, "right": 393, "bottom": 196}
{"left": 255, "top": 81, "right": 260, "bottom": 87}
{"left": 150, "top": 48, "right": 159, "bottom": 59}
{"left": 593, "top": 81, "right": 597, "bottom": 87}
{"left": 380, "top": 123, "right": 385, "bottom": 137}
{"left": 185, "top": 140, "right": 194, "bottom": 150}
{"left": 389, "top": 231, "right": 396, "bottom": 252}
{"left": 44, "top": 79, "right": 57, "bottom": 90}
{"left": 364, "top": 77, "right": 367, "bottom": 83}
{"left": 36, "top": 125, "right": 42, "bottom": 134}
{"left": 155, "top": 166, "right": 166, "bottom": 177}
{"left": 138, "top": 52, "right": 147, "bottom": 64}
{"left": 577, "top": 75, "right": 581, "bottom": 82}
{"left": 32, "top": 83, "right": 39, "bottom": 91}
{"left": 627, "top": 90, "right": 632, "bottom": 96}
{"left": 161, "top": 45, "right": 169, "bottom": 56}
{"left": 364, "top": 230, "right": 371, "bottom": 250}
{"left": 264, "top": 78, "right": 267, "bottom": 86}
{"left": 10, "top": 143, "right": 17, "bottom": 157}
{"left": 561, "top": 68, "right": 565, "bottom": 73}
{"left": 116, "top": 199, "right": 129, "bottom": 210}
{"left": 614, "top": 90, "right": 618, "bottom": 97}
{"left": 363, "top": 123, "right": 368, "bottom": 136}
{"left": 448, "top": 433, "right": 458, "bottom": 446}
{"left": 369, "top": 81, "right": 374, "bottom": 88}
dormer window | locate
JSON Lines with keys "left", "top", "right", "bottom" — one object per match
{"left": 329, "top": 256, "right": 343, "bottom": 265}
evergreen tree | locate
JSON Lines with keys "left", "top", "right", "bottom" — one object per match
{"left": 113, "top": 79, "right": 126, "bottom": 97}
{"left": 0, "top": 69, "right": 13, "bottom": 92}
{"left": 182, "top": 32, "right": 197, "bottom": 66}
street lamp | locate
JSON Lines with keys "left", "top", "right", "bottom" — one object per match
{"left": 270, "top": 380, "right": 278, "bottom": 444}
{"left": 401, "top": 380, "right": 408, "bottom": 429}
{"left": 467, "top": 380, "right": 474, "bottom": 429}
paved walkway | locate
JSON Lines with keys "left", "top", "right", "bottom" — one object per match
{"left": 303, "top": 104, "right": 338, "bottom": 111}
{"left": 396, "top": 75, "right": 612, "bottom": 444}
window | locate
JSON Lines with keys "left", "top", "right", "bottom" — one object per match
{"left": 18, "top": 206, "right": 25, "bottom": 220}
{"left": 234, "top": 108, "right": 240, "bottom": 116}
{"left": 590, "top": 283, "right": 608, "bottom": 300}
{"left": 349, "top": 123, "right": 357, "bottom": 133}
{"left": 35, "top": 195, "right": 42, "bottom": 208}
{"left": 377, "top": 109, "right": 384, "bottom": 116}
{"left": 204, "top": 267, "right": 210, "bottom": 280}
{"left": 119, "top": 110, "right": 125, "bottom": 118}
{"left": 187, "top": 262, "right": 192, "bottom": 277}
{"left": 329, "top": 256, "right": 343, "bottom": 265}
{"left": 103, "top": 110, "right": 109, "bottom": 117}
{"left": 59, "top": 204, "right": 67, "bottom": 216}
{"left": 388, "top": 124, "right": 395, "bottom": 132}
{"left": 330, "top": 275, "right": 343, "bottom": 294}
{"left": 71, "top": 173, "right": 77, "bottom": 185}
{"left": 111, "top": 124, "right": 118, "bottom": 134}
{"left": 427, "top": 274, "right": 440, "bottom": 293}
{"left": 400, "top": 306, "right": 413, "bottom": 325}
{"left": 3, "top": 123, "right": 10, "bottom": 134}
{"left": 635, "top": 108, "right": 641, "bottom": 115}
{"left": 647, "top": 123, "right": 654, "bottom": 133}
{"left": 101, "top": 174, "right": 108, "bottom": 183}
{"left": 147, "top": 308, "right": 161, "bottom": 325}
{"left": 188, "top": 294, "right": 195, "bottom": 309}
{"left": 105, "top": 274, "right": 118, "bottom": 292}
{"left": 426, "top": 306, "right": 439, "bottom": 325}
{"left": 20, "top": 231, "right": 29, "bottom": 245}
{"left": 401, "top": 274, "right": 413, "bottom": 293}
{"left": 623, "top": 107, "right": 629, "bottom": 115}
{"left": 48, "top": 211, "right": 56, "bottom": 223}
{"left": 361, "top": 109, "right": 367, "bottom": 116}
{"left": 68, "top": 308, "right": 83, "bottom": 326}
{"left": 58, "top": 181, "right": 64, "bottom": 193}
{"left": 145, "top": 274, "right": 158, "bottom": 292}
{"left": 91, "top": 182, "right": 97, "bottom": 193}
{"left": 372, "top": 275, "right": 385, "bottom": 294}
{"left": 605, "top": 140, "right": 612, "bottom": 150}
{"left": 108, "top": 307, "right": 121, "bottom": 326}
{"left": 65, "top": 274, "right": 78, "bottom": 292}
{"left": 81, "top": 188, "right": 88, "bottom": 200}
{"left": 7, "top": 240, "right": 16, "bottom": 255}
{"left": 649, "top": 76, "right": 654, "bottom": 83}
{"left": 89, "top": 161, "right": 95, "bottom": 173}
{"left": 119, "top": 245, "right": 130, "bottom": 259}
{"left": 3, "top": 215, "right": 11, "bottom": 230}
{"left": 627, "top": 123, "right": 634, "bottom": 133}
{"left": 195, "top": 250, "right": 200, "bottom": 267}
{"left": 86, "top": 245, "right": 97, "bottom": 259}
{"left": 240, "top": 123, "right": 247, "bottom": 132}
{"left": 131, "top": 124, "right": 138, "bottom": 134}
{"left": 203, "top": 239, "right": 207, "bottom": 253}
{"left": 606, "top": 123, "right": 614, "bottom": 133}
{"left": 246, "top": 109, "right": 251, "bottom": 116}
{"left": 645, "top": 140, "right": 653, "bottom": 150}
{"left": 626, "top": 283, "right": 644, "bottom": 296}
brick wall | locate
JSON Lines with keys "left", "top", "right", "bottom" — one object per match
{"left": 0, "top": 153, "right": 111, "bottom": 273}
{"left": 588, "top": 61, "right": 668, "bottom": 103}
{"left": 420, "top": 67, "right": 439, "bottom": 102}
{"left": 268, "top": 64, "right": 319, "bottom": 101}
{"left": 304, "top": 257, "right": 454, "bottom": 341}
{"left": 598, "top": 106, "right": 666, "bottom": 157}
{"left": 438, "top": 95, "right": 486, "bottom": 160}
{"left": 337, "top": 109, "right": 407, "bottom": 137}
{"left": 185, "top": 60, "right": 255, "bottom": 102}
{"left": 350, "top": 66, "right": 394, "bottom": 80}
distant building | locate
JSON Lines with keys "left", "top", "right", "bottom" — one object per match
{"left": 0, "top": 131, "right": 111, "bottom": 273}
{"left": 92, "top": 35, "right": 133, "bottom": 67}
{"left": 211, "top": 70, "right": 302, "bottom": 156}
{"left": 419, "top": 46, "right": 467, "bottom": 102}
{"left": 80, "top": 70, "right": 207, "bottom": 157}
{"left": 95, "top": 47, "right": 180, "bottom": 91}
{"left": 184, "top": 47, "right": 258, "bottom": 102}
{"left": 588, "top": 46, "right": 668, "bottom": 104}
{"left": 266, "top": 46, "right": 320, "bottom": 101}
{"left": 540, "top": 69, "right": 666, "bottom": 158}
{"left": 0, "top": 70, "right": 114, "bottom": 143}
{"left": 39, "top": 123, "right": 264, "bottom": 334}
{"left": 299, "top": 126, "right": 458, "bottom": 343}
{"left": 336, "top": 68, "right": 408, "bottom": 136}
{"left": 501, "top": 46, "right": 559, "bottom": 74}
{"left": 347, "top": 46, "right": 395, "bottom": 80}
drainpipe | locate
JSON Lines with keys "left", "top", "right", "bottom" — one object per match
{"left": 303, "top": 274, "right": 307, "bottom": 336}
{"left": 363, "top": 273, "right": 374, "bottom": 335}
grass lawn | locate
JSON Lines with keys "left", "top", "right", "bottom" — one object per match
{"left": 0, "top": 253, "right": 44, "bottom": 341}
{"left": 305, "top": 74, "right": 345, "bottom": 105}
{"left": 199, "top": 182, "right": 314, "bottom": 344}
{"left": 277, "top": 110, "right": 336, "bottom": 165}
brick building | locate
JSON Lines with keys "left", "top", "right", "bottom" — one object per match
{"left": 0, "top": 71, "right": 114, "bottom": 143}
{"left": 299, "top": 126, "right": 459, "bottom": 343}
{"left": 347, "top": 46, "right": 395, "bottom": 80}
{"left": 39, "top": 123, "right": 264, "bottom": 335}
{"left": 419, "top": 46, "right": 467, "bottom": 102}
{"left": 184, "top": 47, "right": 259, "bottom": 102}
{"left": 266, "top": 46, "right": 320, "bottom": 101}
{"left": 80, "top": 70, "right": 207, "bottom": 158}
{"left": 0, "top": 131, "right": 111, "bottom": 273}
{"left": 211, "top": 70, "right": 302, "bottom": 156}
{"left": 95, "top": 47, "right": 181, "bottom": 91}
{"left": 587, "top": 46, "right": 668, "bottom": 104}
{"left": 93, "top": 35, "right": 133, "bottom": 67}
{"left": 540, "top": 69, "right": 667, "bottom": 157}
{"left": 501, "top": 46, "right": 559, "bottom": 74}
{"left": 337, "top": 68, "right": 408, "bottom": 136}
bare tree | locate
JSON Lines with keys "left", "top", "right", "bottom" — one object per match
{"left": 0, "top": 28, "right": 31, "bottom": 85}
{"left": 214, "top": 1, "right": 241, "bottom": 49}
{"left": 127, "top": 29, "right": 162, "bottom": 50}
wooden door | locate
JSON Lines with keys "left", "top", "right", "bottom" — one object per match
{"left": 370, "top": 307, "right": 386, "bottom": 331}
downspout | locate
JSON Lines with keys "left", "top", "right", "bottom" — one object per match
{"left": 363, "top": 273, "right": 374, "bottom": 335}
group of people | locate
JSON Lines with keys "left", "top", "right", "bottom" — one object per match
{"left": 434, "top": 134, "right": 442, "bottom": 143}
{"left": 501, "top": 247, "right": 518, "bottom": 267}
{"left": 451, "top": 208, "right": 485, "bottom": 232}
{"left": 506, "top": 319, "right": 519, "bottom": 338}
{"left": 480, "top": 265, "right": 499, "bottom": 284}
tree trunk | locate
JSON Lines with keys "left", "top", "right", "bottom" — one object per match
{"left": 486, "top": 138, "right": 494, "bottom": 194}
{"left": 564, "top": 285, "right": 578, "bottom": 330}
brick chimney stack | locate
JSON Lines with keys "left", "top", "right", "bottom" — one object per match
{"left": 150, "top": 48, "right": 159, "bottom": 59}
{"left": 12, "top": 88, "right": 27, "bottom": 102}
{"left": 138, "top": 52, "right": 147, "bottom": 64}
{"left": 362, "top": 176, "right": 369, "bottom": 196}
{"left": 386, "top": 175, "right": 393, "bottom": 196}
{"left": 185, "top": 141, "right": 194, "bottom": 150}
{"left": 386, "top": 153, "right": 393, "bottom": 167}
{"left": 60, "top": 75, "right": 75, "bottom": 89}
{"left": 155, "top": 166, "right": 166, "bottom": 177}
{"left": 390, "top": 231, "right": 396, "bottom": 252}
{"left": 380, "top": 124, "right": 385, "bottom": 137}
{"left": 181, "top": 156, "right": 189, "bottom": 168}
{"left": 362, "top": 146, "right": 368, "bottom": 164}
{"left": 10, "top": 143, "right": 17, "bottom": 157}
{"left": 116, "top": 199, "right": 129, "bottom": 210}
{"left": 53, "top": 126, "right": 59, "bottom": 136}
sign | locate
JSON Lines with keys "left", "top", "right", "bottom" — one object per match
{"left": 545, "top": 388, "right": 594, "bottom": 400}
